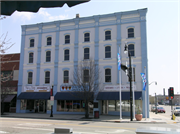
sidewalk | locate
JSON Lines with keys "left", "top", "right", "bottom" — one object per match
{"left": 1, "top": 112, "right": 179, "bottom": 124}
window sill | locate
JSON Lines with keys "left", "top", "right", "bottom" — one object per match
{"left": 44, "top": 62, "right": 51, "bottom": 64}
{"left": 45, "top": 45, "right": 52, "bottom": 47}
{"left": 43, "top": 84, "right": 50, "bottom": 86}
{"left": 63, "top": 60, "right": 70, "bottom": 62}
{"left": 83, "top": 41, "right": 90, "bottom": 43}
{"left": 28, "top": 47, "right": 35, "bottom": 48}
{"left": 126, "top": 37, "right": 135, "bottom": 39}
{"left": 103, "top": 58, "right": 112, "bottom": 60}
{"left": 83, "top": 59, "right": 90, "bottom": 61}
{"left": 63, "top": 43, "right": 70, "bottom": 45}
{"left": 27, "top": 63, "right": 34, "bottom": 65}
{"left": 104, "top": 39, "right": 112, "bottom": 41}
{"left": 26, "top": 84, "right": 33, "bottom": 86}
{"left": 103, "top": 82, "right": 112, "bottom": 84}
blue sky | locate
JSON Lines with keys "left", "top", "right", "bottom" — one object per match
{"left": 1, "top": 0, "right": 179, "bottom": 96}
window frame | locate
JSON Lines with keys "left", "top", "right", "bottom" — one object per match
{"left": 84, "top": 33, "right": 90, "bottom": 42}
{"left": 47, "top": 37, "right": 52, "bottom": 46}
{"left": 29, "top": 52, "right": 34, "bottom": 63}
{"left": 83, "top": 69, "right": 89, "bottom": 83}
{"left": 46, "top": 51, "right": 51, "bottom": 62}
{"left": 105, "top": 68, "right": 111, "bottom": 82}
{"left": 45, "top": 71, "right": 50, "bottom": 84}
{"left": 105, "top": 30, "right": 111, "bottom": 40}
{"left": 63, "top": 70, "right": 69, "bottom": 83}
{"left": 105, "top": 46, "right": 111, "bottom": 58}
{"left": 128, "top": 28, "right": 134, "bottom": 38}
{"left": 64, "top": 49, "right": 70, "bottom": 61}
{"left": 28, "top": 72, "right": 33, "bottom": 84}
{"left": 30, "top": 39, "right": 34, "bottom": 47}
{"left": 84, "top": 48, "right": 90, "bottom": 60}
{"left": 65, "top": 35, "right": 70, "bottom": 44}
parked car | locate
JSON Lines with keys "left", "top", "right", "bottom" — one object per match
{"left": 151, "top": 106, "right": 156, "bottom": 112}
{"left": 173, "top": 107, "right": 180, "bottom": 116}
{"left": 157, "top": 107, "right": 165, "bottom": 113}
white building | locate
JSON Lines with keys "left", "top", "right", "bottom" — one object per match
{"left": 16, "top": 8, "right": 149, "bottom": 117}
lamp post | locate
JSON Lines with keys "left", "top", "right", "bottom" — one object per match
{"left": 149, "top": 81, "right": 157, "bottom": 114}
{"left": 50, "top": 85, "right": 53, "bottom": 117}
{"left": 124, "top": 43, "right": 133, "bottom": 121}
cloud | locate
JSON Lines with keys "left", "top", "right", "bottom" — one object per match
{"left": 12, "top": 11, "right": 35, "bottom": 22}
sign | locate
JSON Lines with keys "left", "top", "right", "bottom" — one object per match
{"left": 104, "top": 85, "right": 136, "bottom": 91}
{"left": 117, "top": 53, "right": 121, "bottom": 71}
{"left": 50, "top": 96, "right": 54, "bottom": 101}
{"left": 166, "top": 96, "right": 169, "bottom": 100}
{"left": 50, "top": 100, "right": 54, "bottom": 105}
{"left": 24, "top": 86, "right": 50, "bottom": 92}
{"left": 61, "top": 86, "right": 72, "bottom": 91}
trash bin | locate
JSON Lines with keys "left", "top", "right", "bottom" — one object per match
{"left": 94, "top": 111, "right": 99, "bottom": 118}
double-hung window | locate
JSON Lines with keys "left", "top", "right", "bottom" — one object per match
{"left": 45, "top": 71, "right": 50, "bottom": 84}
{"left": 105, "top": 31, "right": 111, "bottom": 40}
{"left": 65, "top": 35, "right": 70, "bottom": 44}
{"left": 84, "top": 48, "right": 89, "bottom": 60}
{"left": 84, "top": 33, "right": 90, "bottom": 42}
{"left": 30, "top": 39, "right": 34, "bottom": 47}
{"left": 105, "top": 46, "right": 111, "bottom": 58}
{"left": 47, "top": 37, "right": 52, "bottom": 46}
{"left": 128, "top": 44, "right": 134, "bottom": 56}
{"left": 46, "top": 51, "right": 51, "bottom": 62}
{"left": 29, "top": 53, "right": 33, "bottom": 63}
{"left": 105, "top": 69, "right": 111, "bottom": 82}
{"left": 128, "top": 28, "right": 134, "bottom": 38}
{"left": 64, "top": 70, "right": 69, "bottom": 83}
{"left": 28, "top": 72, "right": 33, "bottom": 84}
{"left": 64, "top": 50, "right": 69, "bottom": 61}
{"left": 83, "top": 70, "right": 89, "bottom": 83}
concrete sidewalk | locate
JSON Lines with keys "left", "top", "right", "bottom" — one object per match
{"left": 1, "top": 112, "right": 179, "bottom": 124}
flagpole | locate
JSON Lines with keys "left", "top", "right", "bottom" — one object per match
{"left": 144, "top": 66, "right": 147, "bottom": 120}
{"left": 132, "top": 59, "right": 135, "bottom": 120}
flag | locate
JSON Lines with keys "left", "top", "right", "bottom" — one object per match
{"left": 117, "top": 53, "right": 121, "bottom": 71}
{"left": 140, "top": 73, "right": 146, "bottom": 91}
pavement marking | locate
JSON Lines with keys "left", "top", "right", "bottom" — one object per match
{"left": 13, "top": 127, "right": 53, "bottom": 131}
{"left": 0, "top": 131, "right": 9, "bottom": 133}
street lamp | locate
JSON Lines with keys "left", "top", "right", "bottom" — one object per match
{"left": 149, "top": 81, "right": 157, "bottom": 85}
{"left": 124, "top": 43, "right": 133, "bottom": 121}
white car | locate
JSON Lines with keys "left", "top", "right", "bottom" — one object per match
{"left": 174, "top": 107, "right": 180, "bottom": 116}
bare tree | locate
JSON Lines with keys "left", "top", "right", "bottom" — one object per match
{"left": 70, "top": 59, "right": 102, "bottom": 118}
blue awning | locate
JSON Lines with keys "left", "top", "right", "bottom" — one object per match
{"left": 96, "top": 92, "right": 142, "bottom": 100}
{"left": 55, "top": 92, "right": 93, "bottom": 100}
{"left": 17, "top": 92, "right": 50, "bottom": 100}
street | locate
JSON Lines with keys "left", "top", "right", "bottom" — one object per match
{"left": 0, "top": 117, "right": 180, "bottom": 134}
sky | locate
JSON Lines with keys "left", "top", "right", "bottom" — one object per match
{"left": 0, "top": 0, "right": 179, "bottom": 96}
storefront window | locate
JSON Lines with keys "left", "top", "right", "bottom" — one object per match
{"left": 108, "top": 100, "right": 115, "bottom": 111}
{"left": 66, "top": 100, "right": 73, "bottom": 112}
{"left": 80, "top": 101, "right": 85, "bottom": 112}
{"left": 27, "top": 100, "right": 34, "bottom": 110}
{"left": 47, "top": 100, "right": 51, "bottom": 110}
{"left": 73, "top": 100, "right": 81, "bottom": 112}
{"left": 57, "top": 100, "right": 65, "bottom": 111}
{"left": 20, "top": 100, "right": 27, "bottom": 110}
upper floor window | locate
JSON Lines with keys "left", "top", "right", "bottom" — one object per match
{"left": 65, "top": 35, "right": 70, "bottom": 44}
{"left": 63, "top": 70, "right": 69, "bottom": 83}
{"left": 105, "top": 69, "right": 111, "bottom": 82}
{"left": 28, "top": 72, "right": 33, "bottom": 84}
{"left": 83, "top": 70, "right": 89, "bottom": 83}
{"left": 29, "top": 53, "right": 33, "bottom": 63}
{"left": 46, "top": 51, "right": 51, "bottom": 62}
{"left": 47, "top": 37, "right": 52, "bottom": 46}
{"left": 30, "top": 39, "right": 34, "bottom": 47}
{"left": 64, "top": 49, "right": 69, "bottom": 61}
{"left": 45, "top": 71, "right": 50, "bottom": 84}
{"left": 129, "top": 67, "right": 135, "bottom": 82}
{"left": 84, "top": 48, "right": 89, "bottom": 60}
{"left": 105, "top": 46, "right": 111, "bottom": 58}
{"left": 128, "top": 28, "right": 134, "bottom": 38}
{"left": 84, "top": 33, "right": 90, "bottom": 42}
{"left": 128, "top": 44, "right": 134, "bottom": 56}
{"left": 105, "top": 31, "right": 111, "bottom": 40}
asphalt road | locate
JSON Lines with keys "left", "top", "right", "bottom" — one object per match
{"left": 0, "top": 117, "right": 180, "bottom": 134}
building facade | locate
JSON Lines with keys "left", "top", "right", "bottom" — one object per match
{"left": 1, "top": 53, "right": 20, "bottom": 113}
{"left": 16, "top": 8, "right": 149, "bottom": 117}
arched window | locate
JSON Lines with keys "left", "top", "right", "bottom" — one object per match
{"left": 105, "top": 30, "right": 111, "bottom": 40}
{"left": 105, "top": 69, "right": 111, "bottom": 82}
{"left": 64, "top": 49, "right": 69, "bottom": 61}
{"left": 45, "top": 71, "right": 50, "bottom": 84}
{"left": 84, "top": 33, "right": 90, "bottom": 42}
{"left": 105, "top": 46, "right": 111, "bottom": 58}
{"left": 28, "top": 72, "right": 33, "bottom": 84}
{"left": 29, "top": 53, "right": 33, "bottom": 63}
{"left": 64, "top": 70, "right": 69, "bottom": 83}
{"left": 83, "top": 70, "right": 89, "bottom": 83}
{"left": 128, "top": 44, "right": 134, "bottom": 56}
{"left": 84, "top": 48, "right": 89, "bottom": 60}
{"left": 47, "top": 37, "right": 52, "bottom": 45}
{"left": 128, "top": 28, "right": 134, "bottom": 38}
{"left": 46, "top": 51, "right": 51, "bottom": 62}
{"left": 30, "top": 39, "right": 34, "bottom": 47}
{"left": 65, "top": 35, "right": 70, "bottom": 44}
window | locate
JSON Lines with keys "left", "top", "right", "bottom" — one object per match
{"left": 105, "top": 46, "right": 111, "bottom": 58}
{"left": 46, "top": 51, "right": 51, "bottom": 62}
{"left": 28, "top": 72, "right": 33, "bottom": 84}
{"left": 105, "top": 30, "right": 111, "bottom": 40}
{"left": 30, "top": 39, "right": 34, "bottom": 47}
{"left": 84, "top": 33, "right": 90, "bottom": 42}
{"left": 64, "top": 70, "right": 69, "bottom": 83}
{"left": 128, "top": 44, "right": 134, "bottom": 56}
{"left": 29, "top": 53, "right": 33, "bottom": 63}
{"left": 105, "top": 69, "right": 111, "bottom": 82}
{"left": 47, "top": 37, "right": 52, "bottom": 45}
{"left": 129, "top": 67, "right": 135, "bottom": 82}
{"left": 83, "top": 70, "right": 89, "bottom": 83}
{"left": 65, "top": 35, "right": 70, "bottom": 44}
{"left": 45, "top": 71, "right": 50, "bottom": 84}
{"left": 64, "top": 49, "right": 69, "bottom": 61}
{"left": 84, "top": 48, "right": 89, "bottom": 60}
{"left": 128, "top": 28, "right": 134, "bottom": 38}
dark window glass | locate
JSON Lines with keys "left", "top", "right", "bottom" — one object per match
{"left": 84, "top": 33, "right": 90, "bottom": 42}
{"left": 64, "top": 71, "right": 69, "bottom": 83}
{"left": 46, "top": 51, "right": 51, "bottom": 62}
{"left": 105, "top": 31, "right": 111, "bottom": 40}
{"left": 128, "top": 28, "right": 134, "bottom": 38}
{"left": 47, "top": 37, "right": 51, "bottom": 45}
{"left": 30, "top": 39, "right": 34, "bottom": 47}
{"left": 45, "top": 71, "right": 50, "bottom": 84}
{"left": 29, "top": 53, "right": 33, "bottom": 63}
{"left": 84, "top": 48, "right": 89, "bottom": 59}
{"left": 105, "top": 69, "right": 111, "bottom": 82}
{"left": 84, "top": 70, "right": 89, "bottom": 83}
{"left": 28, "top": 72, "right": 33, "bottom": 84}
{"left": 105, "top": 46, "right": 111, "bottom": 58}
{"left": 65, "top": 35, "right": 70, "bottom": 44}
{"left": 64, "top": 50, "right": 69, "bottom": 61}
{"left": 128, "top": 44, "right": 134, "bottom": 56}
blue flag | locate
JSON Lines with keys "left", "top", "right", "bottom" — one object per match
{"left": 140, "top": 73, "right": 146, "bottom": 91}
{"left": 117, "top": 53, "right": 121, "bottom": 71}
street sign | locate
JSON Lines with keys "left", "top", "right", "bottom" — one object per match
{"left": 50, "top": 100, "right": 54, "bottom": 105}
{"left": 166, "top": 96, "right": 169, "bottom": 100}
{"left": 50, "top": 96, "right": 54, "bottom": 101}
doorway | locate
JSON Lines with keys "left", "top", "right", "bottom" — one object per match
{"left": 39, "top": 100, "right": 46, "bottom": 113}
{"left": 102, "top": 100, "right": 108, "bottom": 114}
